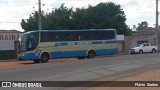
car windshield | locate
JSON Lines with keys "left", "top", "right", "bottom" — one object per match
{"left": 136, "top": 44, "right": 141, "bottom": 47}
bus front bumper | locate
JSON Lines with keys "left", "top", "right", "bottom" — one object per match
{"left": 17, "top": 53, "right": 40, "bottom": 60}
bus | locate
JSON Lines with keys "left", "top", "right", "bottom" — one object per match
{"left": 17, "top": 29, "right": 118, "bottom": 63}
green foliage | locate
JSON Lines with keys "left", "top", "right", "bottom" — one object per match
{"left": 21, "top": 11, "right": 39, "bottom": 31}
{"left": 43, "top": 4, "right": 73, "bottom": 30}
{"left": 137, "top": 21, "right": 148, "bottom": 31}
{"left": 21, "top": 2, "right": 130, "bottom": 35}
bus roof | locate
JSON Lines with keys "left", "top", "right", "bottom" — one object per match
{"left": 24, "top": 29, "right": 116, "bottom": 34}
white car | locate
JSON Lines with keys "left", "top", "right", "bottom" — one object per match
{"left": 129, "top": 43, "right": 157, "bottom": 54}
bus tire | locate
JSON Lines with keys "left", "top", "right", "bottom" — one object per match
{"left": 41, "top": 53, "right": 50, "bottom": 63}
{"left": 87, "top": 50, "right": 96, "bottom": 58}
{"left": 33, "top": 59, "right": 40, "bottom": 63}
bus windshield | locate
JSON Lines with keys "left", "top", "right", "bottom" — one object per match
{"left": 18, "top": 34, "right": 28, "bottom": 52}
{"left": 18, "top": 32, "right": 39, "bottom": 52}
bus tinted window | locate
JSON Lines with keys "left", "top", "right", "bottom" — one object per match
{"left": 88, "top": 31, "right": 97, "bottom": 40}
{"left": 41, "top": 32, "right": 51, "bottom": 42}
{"left": 54, "top": 32, "right": 66, "bottom": 41}
{"left": 65, "top": 32, "right": 79, "bottom": 41}
{"left": 102, "top": 31, "right": 115, "bottom": 40}
{"left": 40, "top": 30, "right": 115, "bottom": 42}
{"left": 96, "top": 31, "right": 102, "bottom": 40}
{"left": 78, "top": 32, "right": 87, "bottom": 41}
{"left": 109, "top": 31, "right": 115, "bottom": 39}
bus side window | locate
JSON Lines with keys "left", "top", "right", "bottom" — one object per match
{"left": 89, "top": 31, "right": 96, "bottom": 40}
{"left": 50, "top": 33, "right": 55, "bottom": 41}
{"left": 66, "top": 32, "right": 74, "bottom": 41}
{"left": 84, "top": 32, "right": 89, "bottom": 40}
{"left": 65, "top": 32, "right": 77, "bottom": 41}
{"left": 102, "top": 31, "right": 107, "bottom": 40}
{"left": 41, "top": 32, "right": 51, "bottom": 42}
{"left": 78, "top": 32, "right": 88, "bottom": 41}
{"left": 72, "top": 32, "right": 78, "bottom": 41}
{"left": 78, "top": 33, "right": 82, "bottom": 41}
{"left": 55, "top": 32, "right": 65, "bottom": 41}
{"left": 95, "top": 32, "right": 102, "bottom": 40}
{"left": 103, "top": 31, "right": 115, "bottom": 40}
{"left": 108, "top": 31, "right": 115, "bottom": 39}
{"left": 55, "top": 33, "right": 60, "bottom": 41}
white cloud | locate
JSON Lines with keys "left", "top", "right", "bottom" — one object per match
{"left": 0, "top": 0, "right": 159, "bottom": 31}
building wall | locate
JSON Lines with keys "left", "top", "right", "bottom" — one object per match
{"left": 124, "top": 36, "right": 132, "bottom": 53}
{"left": 0, "top": 40, "right": 15, "bottom": 50}
{"left": 0, "top": 30, "right": 23, "bottom": 60}
{"left": 117, "top": 35, "right": 124, "bottom": 53}
{"left": 118, "top": 41, "right": 124, "bottom": 53}
{"left": 124, "top": 34, "right": 159, "bottom": 54}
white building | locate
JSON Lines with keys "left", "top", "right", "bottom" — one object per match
{"left": 0, "top": 30, "right": 23, "bottom": 60}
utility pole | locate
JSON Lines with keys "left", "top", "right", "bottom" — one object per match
{"left": 38, "top": 0, "right": 42, "bottom": 30}
{"left": 38, "top": 0, "right": 42, "bottom": 43}
{"left": 156, "top": 0, "right": 159, "bottom": 51}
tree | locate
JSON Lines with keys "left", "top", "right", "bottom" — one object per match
{"left": 137, "top": 21, "right": 148, "bottom": 32}
{"left": 21, "top": 2, "right": 130, "bottom": 35}
{"left": 21, "top": 11, "right": 40, "bottom": 31}
{"left": 71, "top": 2, "right": 129, "bottom": 35}
{"left": 44, "top": 4, "right": 73, "bottom": 30}
{"left": 21, "top": 4, "right": 72, "bottom": 31}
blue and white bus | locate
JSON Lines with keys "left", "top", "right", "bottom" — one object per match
{"left": 17, "top": 29, "right": 118, "bottom": 63}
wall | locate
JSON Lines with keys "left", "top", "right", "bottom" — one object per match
{"left": 124, "top": 36, "right": 131, "bottom": 53}
{"left": 118, "top": 41, "right": 124, "bottom": 53}
{"left": 0, "top": 30, "right": 23, "bottom": 60}
{"left": 117, "top": 35, "right": 124, "bottom": 53}
{"left": 124, "top": 34, "right": 159, "bottom": 54}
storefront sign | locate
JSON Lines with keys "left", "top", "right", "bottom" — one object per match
{"left": 0, "top": 35, "right": 20, "bottom": 41}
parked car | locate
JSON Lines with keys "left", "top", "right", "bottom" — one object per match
{"left": 129, "top": 43, "right": 157, "bottom": 54}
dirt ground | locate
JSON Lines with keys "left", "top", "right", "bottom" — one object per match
{"left": 0, "top": 58, "right": 77, "bottom": 69}
{"left": 0, "top": 54, "right": 120, "bottom": 69}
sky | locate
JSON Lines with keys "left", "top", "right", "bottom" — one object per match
{"left": 0, "top": 0, "right": 159, "bottom": 31}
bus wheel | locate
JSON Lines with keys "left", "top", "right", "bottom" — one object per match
{"left": 33, "top": 59, "right": 40, "bottom": 63}
{"left": 41, "top": 53, "right": 50, "bottom": 63}
{"left": 87, "top": 50, "right": 96, "bottom": 58}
